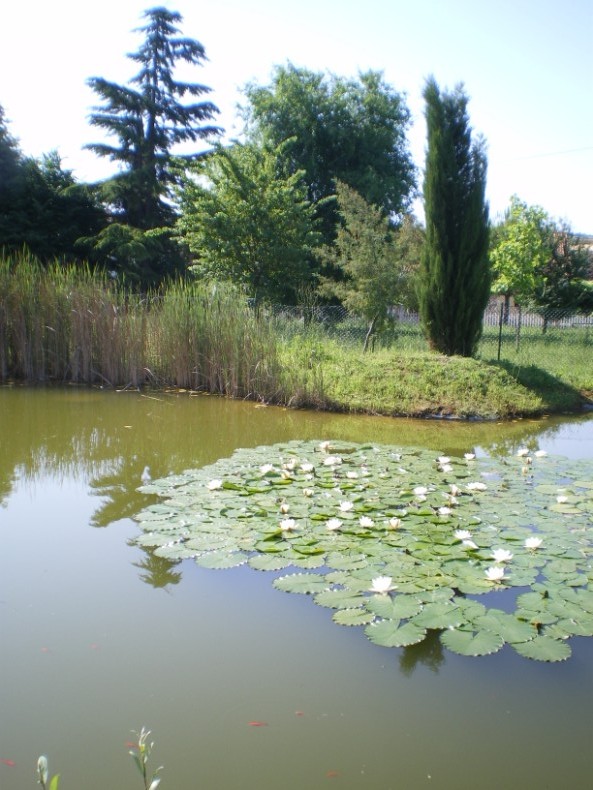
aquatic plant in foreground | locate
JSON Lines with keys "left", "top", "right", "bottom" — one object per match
{"left": 135, "top": 440, "right": 593, "bottom": 662}
{"left": 36, "top": 755, "right": 59, "bottom": 790}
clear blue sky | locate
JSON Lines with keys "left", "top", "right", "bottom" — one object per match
{"left": 1, "top": 0, "right": 591, "bottom": 231}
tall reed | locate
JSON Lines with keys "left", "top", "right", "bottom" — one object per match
{"left": 153, "top": 280, "right": 283, "bottom": 399}
{"left": 0, "top": 254, "right": 287, "bottom": 403}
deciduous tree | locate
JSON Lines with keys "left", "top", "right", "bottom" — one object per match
{"left": 242, "top": 65, "right": 415, "bottom": 246}
{"left": 318, "top": 181, "right": 421, "bottom": 350}
{"left": 490, "top": 195, "right": 552, "bottom": 317}
{"left": 176, "top": 141, "right": 319, "bottom": 305}
{"left": 0, "top": 107, "right": 106, "bottom": 261}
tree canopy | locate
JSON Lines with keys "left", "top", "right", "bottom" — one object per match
{"left": 418, "top": 78, "right": 490, "bottom": 357}
{"left": 242, "top": 64, "right": 416, "bottom": 245}
{"left": 1, "top": 107, "right": 106, "bottom": 262}
{"left": 86, "top": 6, "right": 221, "bottom": 230}
{"left": 176, "top": 141, "right": 320, "bottom": 305}
{"left": 490, "top": 196, "right": 592, "bottom": 317}
{"left": 490, "top": 195, "right": 552, "bottom": 307}
{"left": 318, "top": 181, "right": 422, "bottom": 350}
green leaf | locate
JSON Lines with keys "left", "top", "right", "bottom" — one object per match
{"left": 134, "top": 440, "right": 593, "bottom": 662}
{"left": 366, "top": 594, "right": 423, "bottom": 620}
{"left": 440, "top": 627, "right": 504, "bottom": 656}
{"left": 248, "top": 555, "right": 293, "bottom": 571}
{"left": 512, "top": 636, "right": 572, "bottom": 662}
{"left": 472, "top": 611, "right": 537, "bottom": 643}
{"left": 273, "top": 573, "right": 328, "bottom": 595}
{"left": 333, "top": 608, "right": 375, "bottom": 626}
{"left": 314, "top": 588, "right": 366, "bottom": 609}
{"left": 195, "top": 551, "right": 249, "bottom": 569}
{"left": 412, "top": 602, "right": 463, "bottom": 630}
{"left": 365, "top": 619, "right": 427, "bottom": 647}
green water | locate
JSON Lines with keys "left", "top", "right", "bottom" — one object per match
{"left": 0, "top": 388, "right": 592, "bottom": 789}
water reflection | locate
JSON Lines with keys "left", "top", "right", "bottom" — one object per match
{"left": 399, "top": 629, "right": 445, "bottom": 676}
{"left": 2, "top": 389, "right": 593, "bottom": 790}
{"left": 132, "top": 548, "right": 182, "bottom": 589}
{"left": 1, "top": 387, "right": 592, "bottom": 528}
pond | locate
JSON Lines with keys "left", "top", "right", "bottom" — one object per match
{"left": 0, "top": 388, "right": 592, "bottom": 789}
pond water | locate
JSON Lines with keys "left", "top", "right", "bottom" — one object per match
{"left": 0, "top": 388, "right": 592, "bottom": 790}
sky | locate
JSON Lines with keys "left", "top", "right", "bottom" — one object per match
{"left": 1, "top": 0, "right": 592, "bottom": 231}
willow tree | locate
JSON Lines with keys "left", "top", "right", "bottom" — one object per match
{"left": 418, "top": 78, "right": 490, "bottom": 357}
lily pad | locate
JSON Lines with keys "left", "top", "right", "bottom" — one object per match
{"left": 365, "top": 619, "right": 427, "bottom": 648}
{"left": 333, "top": 608, "right": 375, "bottom": 627}
{"left": 512, "top": 636, "right": 572, "bottom": 662}
{"left": 134, "top": 439, "right": 593, "bottom": 662}
{"left": 440, "top": 627, "right": 505, "bottom": 656}
{"left": 273, "top": 572, "right": 328, "bottom": 595}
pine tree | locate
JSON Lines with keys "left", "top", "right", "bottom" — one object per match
{"left": 86, "top": 6, "right": 221, "bottom": 232}
{"left": 418, "top": 78, "right": 490, "bottom": 357}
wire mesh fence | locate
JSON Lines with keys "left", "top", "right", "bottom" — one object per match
{"left": 268, "top": 301, "right": 593, "bottom": 362}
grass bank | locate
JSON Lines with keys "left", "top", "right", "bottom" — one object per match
{"left": 278, "top": 335, "right": 588, "bottom": 420}
{"left": 1, "top": 255, "right": 590, "bottom": 420}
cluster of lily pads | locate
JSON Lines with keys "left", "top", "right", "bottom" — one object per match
{"left": 135, "top": 440, "right": 593, "bottom": 662}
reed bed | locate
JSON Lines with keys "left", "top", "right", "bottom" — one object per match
{"left": 0, "top": 254, "right": 286, "bottom": 402}
{"left": 2, "top": 253, "right": 589, "bottom": 418}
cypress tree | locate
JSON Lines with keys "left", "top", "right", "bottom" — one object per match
{"left": 419, "top": 77, "right": 490, "bottom": 357}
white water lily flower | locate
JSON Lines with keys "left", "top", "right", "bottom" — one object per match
{"left": 438, "top": 506, "right": 453, "bottom": 516}
{"left": 462, "top": 539, "right": 479, "bottom": 550}
{"left": 280, "top": 518, "right": 297, "bottom": 532}
{"left": 359, "top": 516, "right": 375, "bottom": 528}
{"left": 303, "top": 488, "right": 314, "bottom": 497}
{"left": 319, "top": 441, "right": 331, "bottom": 452}
{"left": 446, "top": 495, "right": 459, "bottom": 506}
{"left": 413, "top": 486, "right": 428, "bottom": 496}
{"left": 388, "top": 517, "right": 402, "bottom": 529}
{"left": 260, "top": 463, "right": 275, "bottom": 474}
{"left": 517, "top": 447, "right": 530, "bottom": 457}
{"left": 534, "top": 450, "right": 547, "bottom": 458}
{"left": 437, "top": 456, "right": 451, "bottom": 465}
{"left": 464, "top": 453, "right": 476, "bottom": 461}
{"left": 485, "top": 566, "right": 505, "bottom": 582}
{"left": 450, "top": 484, "right": 462, "bottom": 497}
{"left": 525, "top": 536, "right": 543, "bottom": 550}
{"left": 440, "top": 463, "right": 454, "bottom": 473}
{"left": 556, "top": 495, "right": 568, "bottom": 503}
{"left": 323, "top": 455, "right": 342, "bottom": 466}
{"left": 467, "top": 481, "right": 487, "bottom": 491}
{"left": 300, "top": 462, "right": 314, "bottom": 473}
{"left": 283, "top": 459, "right": 296, "bottom": 471}
{"left": 346, "top": 471, "right": 359, "bottom": 479}
{"left": 370, "top": 576, "right": 396, "bottom": 595}
{"left": 454, "top": 529, "right": 472, "bottom": 540}
{"left": 326, "top": 518, "right": 342, "bottom": 531}
{"left": 207, "top": 479, "right": 223, "bottom": 491}
{"left": 279, "top": 502, "right": 290, "bottom": 514}
{"left": 339, "top": 501, "right": 354, "bottom": 512}
{"left": 491, "top": 548, "right": 513, "bottom": 563}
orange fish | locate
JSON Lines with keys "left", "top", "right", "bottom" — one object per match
{"left": 1, "top": 759, "right": 16, "bottom": 767}
{"left": 247, "top": 721, "right": 268, "bottom": 727}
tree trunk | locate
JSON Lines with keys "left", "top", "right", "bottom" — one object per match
{"left": 363, "top": 315, "right": 378, "bottom": 353}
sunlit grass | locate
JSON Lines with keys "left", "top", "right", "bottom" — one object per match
{"left": 1, "top": 252, "right": 590, "bottom": 418}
